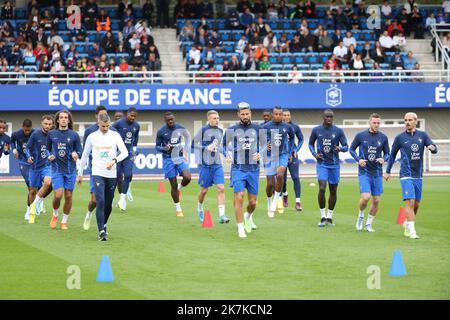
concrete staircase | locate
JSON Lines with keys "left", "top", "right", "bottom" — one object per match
{"left": 405, "top": 38, "right": 443, "bottom": 81}
{"left": 152, "top": 28, "right": 188, "bottom": 84}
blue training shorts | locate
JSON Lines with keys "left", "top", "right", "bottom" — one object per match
{"left": 52, "top": 172, "right": 77, "bottom": 191}
{"left": 265, "top": 153, "right": 289, "bottom": 176}
{"left": 19, "top": 163, "right": 31, "bottom": 188}
{"left": 29, "top": 166, "right": 52, "bottom": 188}
{"left": 230, "top": 167, "right": 260, "bottom": 195}
{"left": 198, "top": 165, "right": 224, "bottom": 188}
{"left": 163, "top": 158, "right": 190, "bottom": 179}
{"left": 359, "top": 175, "right": 383, "bottom": 196}
{"left": 400, "top": 178, "right": 423, "bottom": 201}
{"left": 316, "top": 164, "right": 340, "bottom": 185}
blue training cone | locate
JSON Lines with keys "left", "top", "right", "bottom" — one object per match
{"left": 389, "top": 249, "right": 407, "bottom": 277}
{"left": 96, "top": 255, "right": 114, "bottom": 282}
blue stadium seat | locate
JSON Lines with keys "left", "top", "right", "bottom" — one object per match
{"left": 283, "top": 64, "right": 294, "bottom": 70}
{"left": 15, "top": 8, "right": 27, "bottom": 19}
{"left": 271, "top": 64, "right": 283, "bottom": 71}
{"left": 310, "top": 64, "right": 323, "bottom": 70}
{"left": 135, "top": 8, "right": 144, "bottom": 18}
{"left": 297, "top": 64, "right": 310, "bottom": 70}
{"left": 108, "top": 8, "right": 117, "bottom": 19}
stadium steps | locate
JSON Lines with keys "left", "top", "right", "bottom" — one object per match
{"left": 405, "top": 39, "right": 443, "bottom": 82}
{"left": 152, "top": 28, "right": 188, "bottom": 84}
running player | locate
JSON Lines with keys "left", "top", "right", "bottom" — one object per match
{"left": 193, "top": 110, "right": 229, "bottom": 224}
{"left": 282, "top": 109, "right": 304, "bottom": 211}
{"left": 112, "top": 107, "right": 140, "bottom": 211}
{"left": 385, "top": 112, "right": 438, "bottom": 239}
{"left": 349, "top": 113, "right": 390, "bottom": 232}
{"left": 47, "top": 110, "right": 82, "bottom": 230}
{"left": 155, "top": 112, "right": 191, "bottom": 217}
{"left": 308, "top": 109, "right": 348, "bottom": 227}
{"left": 223, "top": 102, "right": 263, "bottom": 238}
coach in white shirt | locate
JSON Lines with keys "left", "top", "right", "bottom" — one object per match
{"left": 77, "top": 113, "right": 128, "bottom": 241}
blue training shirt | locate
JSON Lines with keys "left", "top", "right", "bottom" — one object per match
{"left": 192, "top": 124, "right": 223, "bottom": 167}
{"left": 223, "top": 121, "right": 263, "bottom": 172}
{"left": 112, "top": 118, "right": 140, "bottom": 158}
{"left": 386, "top": 129, "right": 437, "bottom": 179}
{"left": 47, "top": 128, "right": 83, "bottom": 174}
{"left": 155, "top": 123, "right": 191, "bottom": 159}
{"left": 10, "top": 129, "right": 35, "bottom": 165}
{"left": 0, "top": 133, "right": 11, "bottom": 159}
{"left": 262, "top": 120, "right": 294, "bottom": 157}
{"left": 286, "top": 121, "right": 304, "bottom": 154}
{"left": 349, "top": 129, "right": 390, "bottom": 177}
{"left": 26, "top": 129, "right": 50, "bottom": 170}
{"left": 308, "top": 124, "right": 348, "bottom": 167}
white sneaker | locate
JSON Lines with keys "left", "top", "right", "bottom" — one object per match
{"left": 36, "top": 201, "right": 44, "bottom": 216}
{"left": 83, "top": 214, "right": 92, "bottom": 231}
{"left": 126, "top": 189, "right": 134, "bottom": 202}
{"left": 250, "top": 219, "right": 258, "bottom": 230}
{"left": 356, "top": 216, "right": 364, "bottom": 231}
{"left": 117, "top": 198, "right": 127, "bottom": 211}
{"left": 238, "top": 229, "right": 247, "bottom": 238}
{"left": 365, "top": 224, "right": 375, "bottom": 232}
{"left": 24, "top": 211, "right": 30, "bottom": 221}
{"left": 410, "top": 232, "right": 420, "bottom": 239}
{"left": 267, "top": 210, "right": 275, "bottom": 218}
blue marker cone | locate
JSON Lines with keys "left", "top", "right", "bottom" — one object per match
{"left": 389, "top": 249, "right": 407, "bottom": 277}
{"left": 96, "top": 255, "right": 114, "bottom": 282}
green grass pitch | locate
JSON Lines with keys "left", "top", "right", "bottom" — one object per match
{"left": 0, "top": 177, "right": 449, "bottom": 299}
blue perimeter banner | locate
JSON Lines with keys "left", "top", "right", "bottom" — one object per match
{"left": 0, "top": 83, "right": 449, "bottom": 110}
{"left": 0, "top": 148, "right": 199, "bottom": 177}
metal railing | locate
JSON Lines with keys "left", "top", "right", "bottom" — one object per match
{"left": 430, "top": 23, "right": 450, "bottom": 71}
{"left": 0, "top": 68, "right": 448, "bottom": 85}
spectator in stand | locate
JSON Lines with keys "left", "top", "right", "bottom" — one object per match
{"left": 300, "top": 28, "right": 318, "bottom": 52}
{"left": 288, "top": 65, "right": 303, "bottom": 83}
{"left": 188, "top": 45, "right": 202, "bottom": 65}
{"left": 426, "top": 13, "right": 436, "bottom": 33}
{"left": 393, "top": 32, "right": 407, "bottom": 52}
{"left": 194, "top": 28, "right": 209, "bottom": 48}
{"left": 39, "top": 55, "right": 51, "bottom": 72}
{"left": 227, "top": 10, "right": 241, "bottom": 29}
{"left": 324, "top": 10, "right": 336, "bottom": 30}
{"left": 23, "top": 42, "right": 35, "bottom": 65}
{"left": 332, "top": 29, "right": 344, "bottom": 47}
{"left": 96, "top": 9, "right": 111, "bottom": 32}
{"left": 236, "top": 35, "right": 248, "bottom": 54}
{"left": 222, "top": 59, "right": 230, "bottom": 71}
{"left": 48, "top": 29, "right": 64, "bottom": 48}
{"left": 255, "top": 42, "right": 268, "bottom": 63}
{"left": 263, "top": 31, "right": 278, "bottom": 52}
{"left": 390, "top": 52, "right": 404, "bottom": 70}
{"left": 33, "top": 42, "right": 48, "bottom": 64}
{"left": 143, "top": 0, "right": 154, "bottom": 26}
{"left": 381, "top": 0, "right": 392, "bottom": 17}
{"left": 208, "top": 29, "right": 223, "bottom": 51}
{"left": 122, "top": 7, "right": 135, "bottom": 28}
{"left": 32, "top": 27, "right": 48, "bottom": 48}
{"left": 198, "top": 0, "right": 214, "bottom": 19}
{"left": 343, "top": 1, "right": 353, "bottom": 17}
{"left": 253, "top": 0, "right": 267, "bottom": 17}
{"left": 371, "top": 41, "right": 385, "bottom": 64}
{"left": 148, "top": 53, "right": 162, "bottom": 71}
{"left": 361, "top": 42, "right": 373, "bottom": 64}
{"left": 387, "top": 20, "right": 404, "bottom": 37}
{"left": 156, "top": 0, "right": 170, "bottom": 28}
{"left": 180, "top": 20, "right": 195, "bottom": 42}
{"left": 207, "top": 65, "right": 221, "bottom": 84}
{"left": 278, "top": 33, "right": 290, "bottom": 53}
{"left": 123, "top": 20, "right": 136, "bottom": 38}
{"left": 289, "top": 1, "right": 303, "bottom": 19}
{"left": 444, "top": 1, "right": 450, "bottom": 14}
{"left": 49, "top": 43, "right": 63, "bottom": 64}
{"left": 345, "top": 44, "right": 357, "bottom": 65}
{"left": 404, "top": 0, "right": 416, "bottom": 15}
{"left": 65, "top": 44, "right": 78, "bottom": 71}
{"left": 343, "top": 31, "right": 357, "bottom": 48}
{"left": 412, "top": 63, "right": 424, "bottom": 82}
{"left": 128, "top": 32, "right": 141, "bottom": 51}
{"left": 1, "top": 1, "right": 14, "bottom": 20}
{"left": 442, "top": 32, "right": 450, "bottom": 54}
{"left": 324, "top": 54, "right": 339, "bottom": 70}
{"left": 329, "top": 0, "right": 339, "bottom": 12}
{"left": 135, "top": 20, "right": 152, "bottom": 38}
{"left": 119, "top": 57, "right": 129, "bottom": 72}
{"left": 403, "top": 51, "right": 417, "bottom": 70}
{"left": 336, "top": 8, "right": 350, "bottom": 31}
{"left": 245, "top": 22, "right": 259, "bottom": 38}
{"left": 379, "top": 30, "right": 394, "bottom": 52}
{"left": 101, "top": 31, "right": 118, "bottom": 53}
{"left": 197, "top": 16, "right": 210, "bottom": 34}
{"left": 370, "top": 62, "right": 385, "bottom": 82}
{"left": 202, "top": 44, "right": 216, "bottom": 66}
{"left": 240, "top": 7, "right": 255, "bottom": 28}
{"left": 257, "top": 17, "right": 272, "bottom": 39}
{"left": 174, "top": 0, "right": 187, "bottom": 24}
{"left": 350, "top": 53, "right": 365, "bottom": 72}
{"left": 304, "top": 0, "right": 316, "bottom": 18}
{"left": 41, "top": 9, "right": 55, "bottom": 31}
{"left": 197, "top": 65, "right": 207, "bottom": 83}
{"left": 278, "top": 0, "right": 289, "bottom": 19}
{"left": 259, "top": 55, "right": 271, "bottom": 75}
{"left": 28, "top": 8, "right": 40, "bottom": 26}
{"left": 237, "top": 1, "right": 253, "bottom": 13}
{"left": 242, "top": 43, "right": 256, "bottom": 70}
{"left": 130, "top": 43, "right": 146, "bottom": 67}
{"left": 318, "top": 30, "right": 334, "bottom": 52}
{"left": 84, "top": 0, "right": 99, "bottom": 31}
{"left": 86, "top": 59, "right": 96, "bottom": 82}
{"left": 267, "top": 1, "right": 278, "bottom": 20}
{"left": 289, "top": 34, "right": 302, "bottom": 53}
{"left": 118, "top": 0, "right": 133, "bottom": 21}
{"left": 71, "top": 24, "right": 87, "bottom": 42}
{"left": 349, "top": 12, "right": 360, "bottom": 30}
{"left": 396, "top": 7, "right": 410, "bottom": 37}
{"left": 410, "top": 6, "right": 424, "bottom": 39}
{"left": 333, "top": 40, "right": 348, "bottom": 64}
{"left": 313, "top": 24, "right": 324, "bottom": 37}
{"left": 117, "top": 31, "right": 125, "bottom": 52}
{"left": 88, "top": 41, "right": 105, "bottom": 62}
{"left": 185, "top": 0, "right": 199, "bottom": 19}
{"left": 230, "top": 55, "right": 242, "bottom": 71}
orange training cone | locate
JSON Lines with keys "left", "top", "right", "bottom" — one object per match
{"left": 157, "top": 181, "right": 166, "bottom": 192}
{"left": 202, "top": 209, "right": 214, "bottom": 228}
{"left": 397, "top": 207, "right": 406, "bottom": 224}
